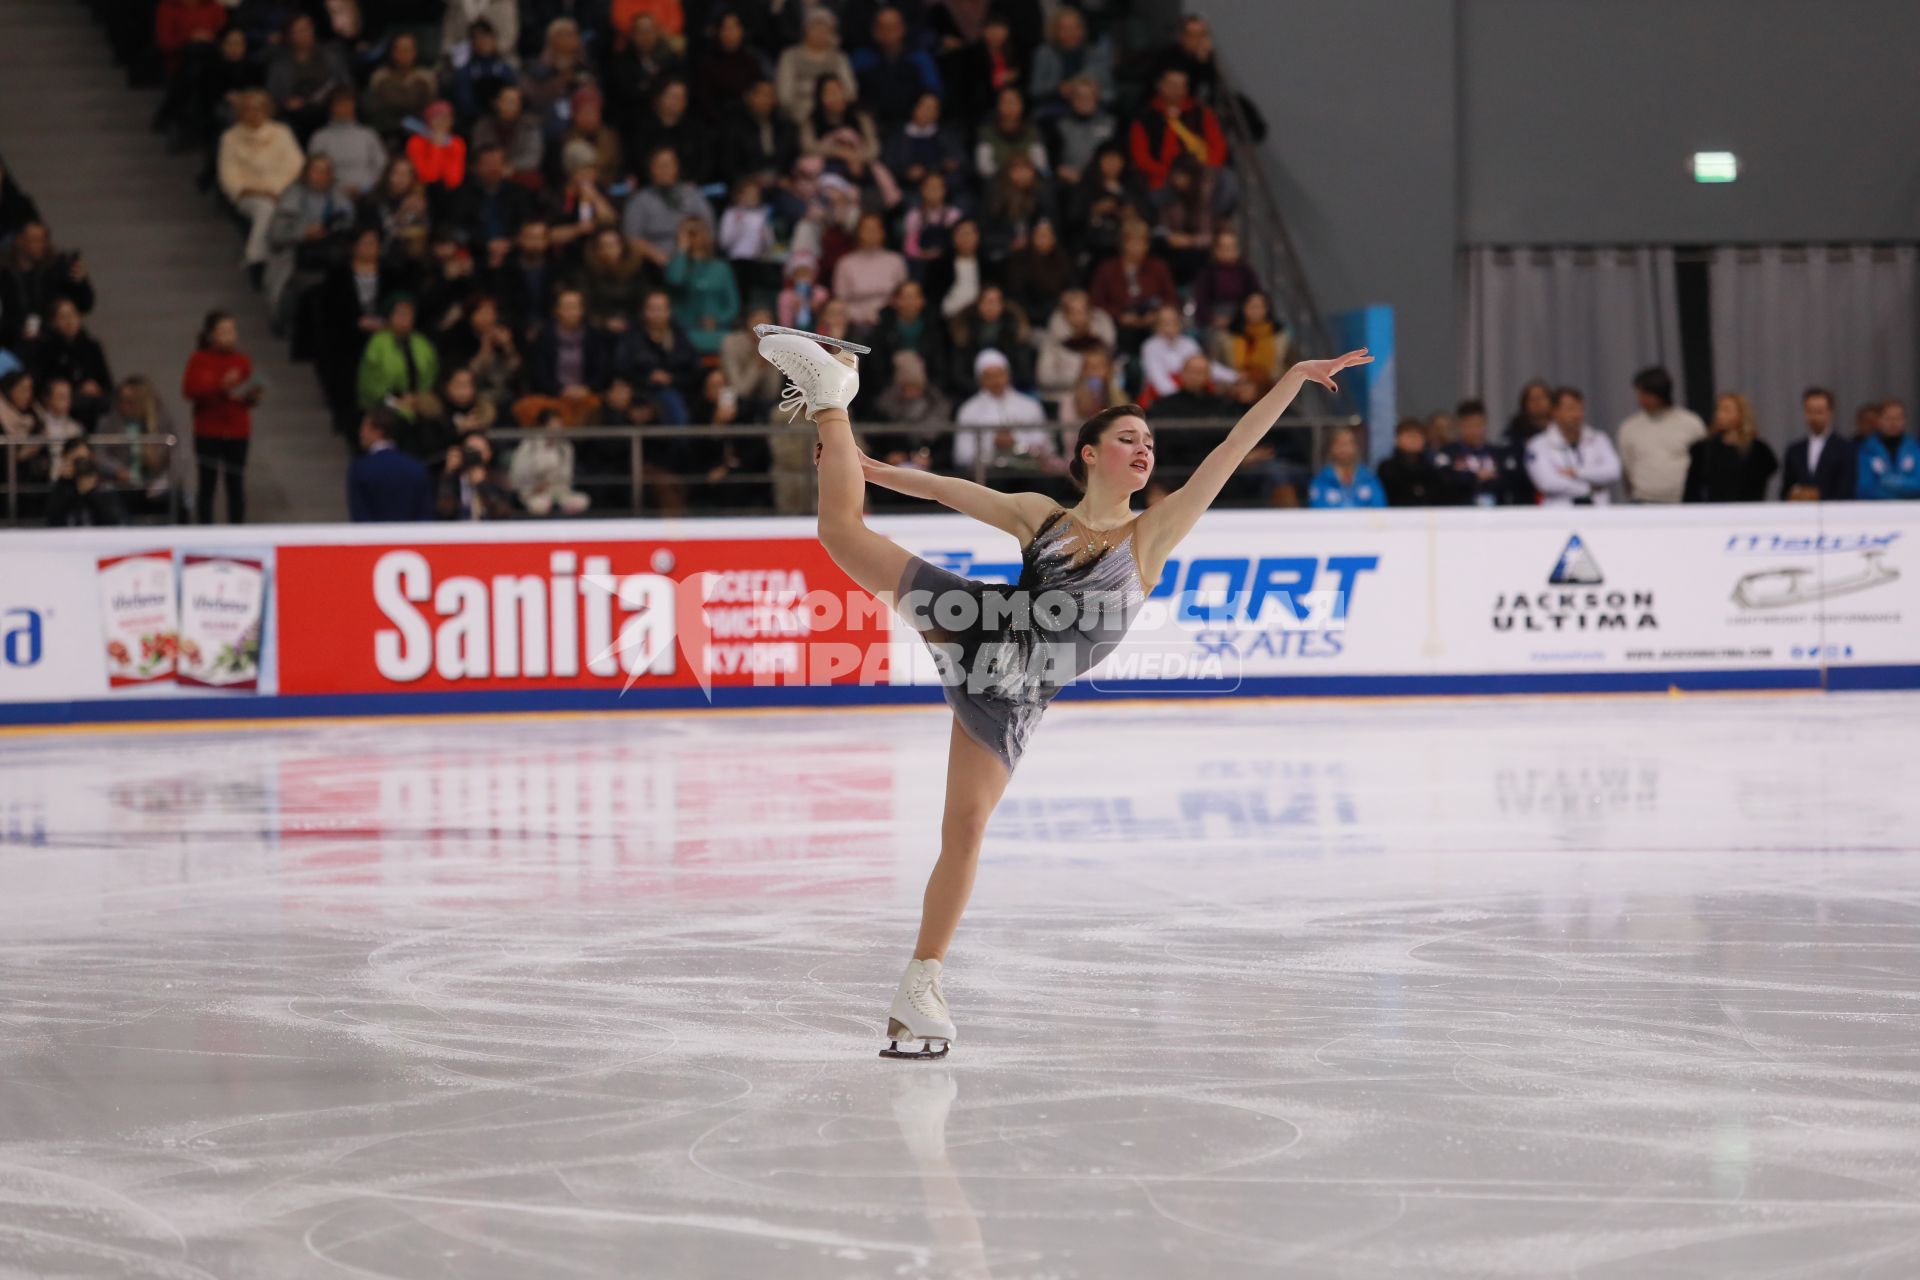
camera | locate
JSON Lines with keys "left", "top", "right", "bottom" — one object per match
{"left": 460, "top": 446, "right": 487, "bottom": 471}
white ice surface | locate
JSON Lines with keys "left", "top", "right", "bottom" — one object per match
{"left": 1, "top": 693, "right": 1917, "bottom": 1278}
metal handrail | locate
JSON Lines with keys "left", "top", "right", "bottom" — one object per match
{"left": 0, "top": 432, "right": 183, "bottom": 527}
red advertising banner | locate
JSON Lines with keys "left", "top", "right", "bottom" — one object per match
{"left": 276, "top": 537, "right": 892, "bottom": 695}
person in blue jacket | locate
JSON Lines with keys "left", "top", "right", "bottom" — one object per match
{"left": 348, "top": 407, "right": 436, "bottom": 521}
{"left": 1308, "top": 424, "right": 1386, "bottom": 508}
{"left": 1856, "top": 398, "right": 1920, "bottom": 500}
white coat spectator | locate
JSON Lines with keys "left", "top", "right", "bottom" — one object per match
{"left": 217, "top": 91, "right": 304, "bottom": 275}
{"left": 509, "top": 408, "right": 591, "bottom": 516}
{"left": 1616, "top": 366, "right": 1704, "bottom": 503}
{"left": 1527, "top": 387, "right": 1623, "bottom": 506}
{"left": 954, "top": 348, "right": 1054, "bottom": 469}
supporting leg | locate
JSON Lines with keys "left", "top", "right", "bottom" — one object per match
{"left": 913, "top": 717, "right": 1012, "bottom": 963}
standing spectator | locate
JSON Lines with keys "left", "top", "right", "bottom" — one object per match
{"left": 1856, "top": 398, "right": 1920, "bottom": 500}
{"left": 622, "top": 147, "right": 715, "bottom": 268}
{"left": 721, "top": 79, "right": 799, "bottom": 185}
{"left": 1684, "top": 392, "right": 1777, "bottom": 503}
{"left": 1378, "top": 417, "right": 1447, "bottom": 507}
{"left": 665, "top": 218, "right": 740, "bottom": 356}
{"left": 1036, "top": 288, "right": 1116, "bottom": 400}
{"left": 776, "top": 10, "right": 856, "bottom": 126}
{"left": 952, "top": 348, "right": 1053, "bottom": 471}
{"left": 364, "top": 33, "right": 439, "bottom": 136}
{"left": 509, "top": 408, "right": 592, "bottom": 515}
{"left": 25, "top": 298, "right": 111, "bottom": 423}
{"left": 1044, "top": 75, "right": 1115, "bottom": 185}
{"left": 1030, "top": 7, "right": 1112, "bottom": 116}
{"left": 1526, "top": 386, "right": 1622, "bottom": 506}
{"left": 1503, "top": 378, "right": 1554, "bottom": 504}
{"left": 1212, "top": 291, "right": 1285, "bottom": 388}
{"left": 472, "top": 85, "right": 547, "bottom": 185}
{"left": 1129, "top": 68, "right": 1226, "bottom": 192}
{"left": 830, "top": 212, "right": 908, "bottom": 329}
{"left": 885, "top": 93, "right": 964, "bottom": 192}
{"left": 265, "top": 13, "right": 351, "bottom": 140}
{"left": 265, "top": 153, "right": 353, "bottom": 323}
{"left": 45, "top": 440, "right": 126, "bottom": 527}
{"left": 1432, "top": 399, "right": 1508, "bottom": 507}
{"left": 348, "top": 406, "right": 436, "bottom": 520}
{"left": 852, "top": 6, "right": 941, "bottom": 128}
{"left": 181, "top": 310, "right": 260, "bottom": 524}
{"left": 1780, "top": 386, "right": 1854, "bottom": 501}
{"left": 1089, "top": 219, "right": 1177, "bottom": 359}
{"left": 1309, "top": 425, "right": 1385, "bottom": 509}
{"left": 217, "top": 91, "right": 304, "bottom": 285}
{"left": 307, "top": 89, "right": 388, "bottom": 199}
{"left": 356, "top": 295, "right": 441, "bottom": 423}
{"left": 975, "top": 88, "right": 1049, "bottom": 180}
{"left": 1616, "top": 366, "right": 1704, "bottom": 503}
{"left": 405, "top": 101, "right": 469, "bottom": 195}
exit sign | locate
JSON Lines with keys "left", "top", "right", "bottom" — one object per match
{"left": 1693, "top": 152, "right": 1738, "bottom": 183}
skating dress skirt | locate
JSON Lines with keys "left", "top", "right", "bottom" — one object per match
{"left": 895, "top": 507, "right": 1148, "bottom": 774}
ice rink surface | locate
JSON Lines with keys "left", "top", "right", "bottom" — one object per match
{"left": 2, "top": 692, "right": 1918, "bottom": 1279}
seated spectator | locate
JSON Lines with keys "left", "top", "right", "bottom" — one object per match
{"left": 1309, "top": 425, "right": 1385, "bottom": 509}
{"left": 1032, "top": 7, "right": 1113, "bottom": 114}
{"left": 717, "top": 176, "right": 777, "bottom": 298}
{"left": 348, "top": 406, "right": 436, "bottom": 520}
{"left": 1431, "top": 399, "right": 1509, "bottom": 507}
{"left": 510, "top": 407, "right": 592, "bottom": 515}
{"left": 1526, "top": 386, "right": 1623, "bottom": 506}
{"left": 871, "top": 350, "right": 953, "bottom": 467}
{"left": 1616, "top": 365, "right": 1704, "bottom": 503}
{"left": 1129, "top": 67, "right": 1226, "bottom": 193}
{"left": 307, "top": 88, "right": 388, "bottom": 199}
{"left": 800, "top": 75, "right": 883, "bottom": 180}
{"left": 694, "top": 13, "right": 768, "bottom": 116}
{"left": 265, "top": 13, "right": 350, "bottom": 140}
{"left": 1149, "top": 353, "right": 1238, "bottom": 481}
{"left": 265, "top": 153, "right": 354, "bottom": 322}
{"left": 1190, "top": 230, "right": 1262, "bottom": 330}
{"left": 975, "top": 87, "right": 1049, "bottom": 180}
{"left": 720, "top": 306, "right": 785, "bottom": 418}
{"left": 1683, "top": 392, "right": 1778, "bottom": 503}
{"left": 1153, "top": 14, "right": 1220, "bottom": 105}
{"left": 91, "top": 376, "right": 183, "bottom": 515}
{"left": 776, "top": 250, "right": 831, "bottom": 331}
{"left": 365, "top": 33, "right": 438, "bottom": 136}
{"left": 852, "top": 6, "right": 941, "bottom": 128}
{"left": 45, "top": 439, "right": 126, "bottom": 527}
{"left": 1037, "top": 288, "right": 1118, "bottom": 400}
{"left": 412, "top": 232, "right": 481, "bottom": 337}
{"left": 0, "top": 371, "right": 46, "bottom": 487}
{"left": 1139, "top": 304, "right": 1205, "bottom": 400}
{"left": 884, "top": 93, "right": 965, "bottom": 192}
{"left": 471, "top": 86, "right": 547, "bottom": 188}
{"left": 1780, "top": 387, "right": 1854, "bottom": 502}
{"left": 1057, "top": 345, "right": 1128, "bottom": 427}
{"left": 357, "top": 295, "right": 441, "bottom": 423}
{"left": 522, "top": 288, "right": 612, "bottom": 423}
{"left": 945, "top": 12, "right": 1024, "bottom": 127}
{"left": 982, "top": 153, "right": 1058, "bottom": 261}
{"left": 25, "top": 298, "right": 111, "bottom": 424}
{"left": 901, "top": 172, "right": 963, "bottom": 278}
{"left": 666, "top": 217, "right": 741, "bottom": 356}
{"left": 1005, "top": 217, "right": 1073, "bottom": 321}
{"left": 1151, "top": 154, "right": 1220, "bottom": 282}
{"left": 953, "top": 348, "right": 1054, "bottom": 471}
{"left": 867, "top": 279, "right": 949, "bottom": 395}
{"left": 405, "top": 100, "right": 468, "bottom": 197}
{"left": 604, "top": 13, "right": 684, "bottom": 131}
{"left": 448, "top": 144, "right": 535, "bottom": 251}
{"left": 36, "top": 377, "right": 86, "bottom": 455}
{"left": 575, "top": 225, "right": 657, "bottom": 331}
{"left": 925, "top": 218, "right": 994, "bottom": 322}
{"left": 217, "top": 91, "right": 305, "bottom": 282}
{"left": 1856, "top": 398, "right": 1920, "bottom": 500}
{"left": 721, "top": 79, "right": 800, "bottom": 186}
{"left": 361, "top": 156, "right": 433, "bottom": 263}
{"left": 1377, "top": 417, "right": 1447, "bottom": 506}
{"left": 1089, "top": 219, "right": 1176, "bottom": 358}
{"left": 622, "top": 147, "right": 715, "bottom": 269}
{"left": 437, "top": 431, "right": 515, "bottom": 519}
{"left": 521, "top": 18, "right": 596, "bottom": 121}
{"left": 444, "top": 17, "right": 519, "bottom": 123}
{"left": 1211, "top": 290, "right": 1286, "bottom": 387}
{"left": 776, "top": 10, "right": 856, "bottom": 126}
{"left": 615, "top": 289, "right": 696, "bottom": 422}
{"left": 440, "top": 294, "right": 522, "bottom": 405}
{"left": 1044, "top": 75, "right": 1116, "bottom": 185}
{"left": 688, "top": 366, "right": 769, "bottom": 507}
{"left": 947, "top": 284, "right": 1033, "bottom": 393}
{"left": 1068, "top": 141, "right": 1149, "bottom": 266}
{"left": 831, "top": 212, "right": 908, "bottom": 330}
{"left": 546, "top": 161, "right": 622, "bottom": 252}
{"left": 553, "top": 85, "right": 627, "bottom": 189}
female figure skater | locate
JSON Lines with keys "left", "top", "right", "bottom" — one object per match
{"left": 756, "top": 328, "right": 1371, "bottom": 1059}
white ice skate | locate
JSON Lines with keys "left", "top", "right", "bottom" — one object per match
{"left": 880, "top": 956, "right": 955, "bottom": 1060}
{"left": 756, "top": 324, "right": 862, "bottom": 421}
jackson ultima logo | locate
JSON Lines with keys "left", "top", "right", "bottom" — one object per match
{"left": 1492, "top": 535, "right": 1658, "bottom": 632}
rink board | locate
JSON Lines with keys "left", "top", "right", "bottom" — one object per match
{"left": 2, "top": 504, "right": 1916, "bottom": 726}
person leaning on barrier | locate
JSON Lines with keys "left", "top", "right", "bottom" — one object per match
{"left": 45, "top": 439, "right": 126, "bottom": 528}
{"left": 1430, "top": 399, "right": 1509, "bottom": 507}
{"left": 1856, "top": 398, "right": 1920, "bottom": 501}
{"left": 1378, "top": 417, "right": 1448, "bottom": 507}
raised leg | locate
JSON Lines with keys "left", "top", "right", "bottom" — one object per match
{"left": 913, "top": 716, "right": 1012, "bottom": 962}
{"left": 813, "top": 405, "right": 915, "bottom": 603}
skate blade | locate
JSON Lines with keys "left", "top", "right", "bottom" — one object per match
{"left": 880, "top": 1017, "right": 951, "bottom": 1060}
{"left": 753, "top": 323, "right": 872, "bottom": 355}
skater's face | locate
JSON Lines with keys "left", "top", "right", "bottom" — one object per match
{"left": 1084, "top": 415, "right": 1153, "bottom": 491}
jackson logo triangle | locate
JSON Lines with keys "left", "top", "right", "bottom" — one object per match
{"left": 1549, "top": 534, "right": 1603, "bottom": 585}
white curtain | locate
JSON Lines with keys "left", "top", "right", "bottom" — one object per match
{"left": 1709, "top": 245, "right": 1919, "bottom": 453}
{"left": 1461, "top": 246, "right": 1684, "bottom": 436}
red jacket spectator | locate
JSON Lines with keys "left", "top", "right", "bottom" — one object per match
{"left": 407, "top": 130, "right": 468, "bottom": 192}
{"left": 1128, "top": 93, "right": 1227, "bottom": 191}
{"left": 182, "top": 347, "right": 253, "bottom": 440}
{"left": 154, "top": 0, "right": 226, "bottom": 73}
{"left": 612, "top": 0, "right": 684, "bottom": 40}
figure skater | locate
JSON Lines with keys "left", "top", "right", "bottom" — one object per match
{"left": 755, "top": 325, "right": 1371, "bottom": 1059}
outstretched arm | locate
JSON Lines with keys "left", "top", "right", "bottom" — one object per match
{"left": 859, "top": 452, "right": 1058, "bottom": 543}
{"left": 1135, "top": 350, "right": 1373, "bottom": 573}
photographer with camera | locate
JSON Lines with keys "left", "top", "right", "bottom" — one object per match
{"left": 436, "top": 430, "right": 514, "bottom": 520}
{"left": 45, "top": 438, "right": 126, "bottom": 527}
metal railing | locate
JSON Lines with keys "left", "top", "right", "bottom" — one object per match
{"left": 2, "top": 433, "right": 184, "bottom": 527}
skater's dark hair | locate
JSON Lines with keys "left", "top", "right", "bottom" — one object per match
{"left": 1069, "top": 404, "right": 1149, "bottom": 491}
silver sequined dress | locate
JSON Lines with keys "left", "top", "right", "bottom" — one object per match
{"left": 896, "top": 507, "right": 1149, "bottom": 774}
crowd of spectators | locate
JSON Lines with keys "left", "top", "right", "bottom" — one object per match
{"left": 1310, "top": 368, "right": 1920, "bottom": 510}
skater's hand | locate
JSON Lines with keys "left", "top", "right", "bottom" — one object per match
{"left": 1288, "top": 349, "right": 1373, "bottom": 392}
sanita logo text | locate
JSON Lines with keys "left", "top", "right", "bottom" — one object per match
{"left": 928, "top": 554, "right": 1382, "bottom": 624}
{"left": 3, "top": 608, "right": 43, "bottom": 668}
{"left": 1724, "top": 532, "right": 1899, "bottom": 555}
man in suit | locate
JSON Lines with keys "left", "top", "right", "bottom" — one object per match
{"left": 348, "top": 407, "right": 436, "bottom": 521}
{"left": 1780, "top": 386, "right": 1855, "bottom": 501}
